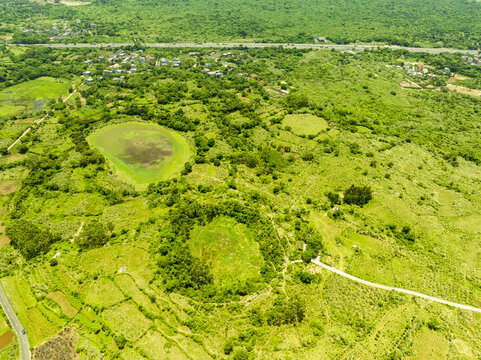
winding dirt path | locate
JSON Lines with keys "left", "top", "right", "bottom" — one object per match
{"left": 293, "top": 258, "right": 481, "bottom": 313}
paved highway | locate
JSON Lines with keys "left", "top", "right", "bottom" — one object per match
{"left": 0, "top": 284, "right": 30, "bottom": 360}
{"left": 12, "top": 42, "right": 480, "bottom": 55}
{"left": 292, "top": 258, "right": 481, "bottom": 313}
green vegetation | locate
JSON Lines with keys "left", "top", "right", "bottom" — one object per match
{"left": 87, "top": 122, "right": 193, "bottom": 190}
{"left": 0, "top": 76, "right": 70, "bottom": 119}
{"left": 282, "top": 113, "right": 328, "bottom": 136}
{"left": 5, "top": 0, "right": 481, "bottom": 48}
{"left": 190, "top": 216, "right": 264, "bottom": 285}
{"left": 1, "top": 43, "right": 481, "bottom": 359}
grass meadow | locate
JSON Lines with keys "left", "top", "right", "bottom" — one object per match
{"left": 0, "top": 77, "right": 70, "bottom": 119}
{"left": 88, "top": 122, "right": 193, "bottom": 190}
{"left": 189, "top": 216, "right": 264, "bottom": 285}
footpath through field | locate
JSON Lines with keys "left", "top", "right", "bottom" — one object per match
{"left": 294, "top": 258, "right": 481, "bottom": 314}
{"left": 6, "top": 86, "right": 78, "bottom": 153}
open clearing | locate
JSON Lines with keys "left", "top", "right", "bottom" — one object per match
{"left": 189, "top": 216, "right": 264, "bottom": 285}
{"left": 282, "top": 113, "right": 328, "bottom": 136}
{"left": 87, "top": 122, "right": 193, "bottom": 190}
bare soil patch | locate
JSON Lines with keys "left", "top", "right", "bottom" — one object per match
{"left": 47, "top": 292, "right": 78, "bottom": 318}
{"left": 0, "top": 330, "right": 14, "bottom": 351}
{"left": 32, "top": 326, "right": 78, "bottom": 360}
{"left": 0, "top": 180, "right": 18, "bottom": 194}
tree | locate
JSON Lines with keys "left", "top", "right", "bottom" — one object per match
{"left": 343, "top": 185, "right": 373, "bottom": 206}
{"left": 77, "top": 220, "right": 110, "bottom": 249}
{"left": 6, "top": 220, "right": 57, "bottom": 260}
{"left": 286, "top": 93, "right": 309, "bottom": 109}
{"left": 17, "top": 144, "right": 28, "bottom": 154}
{"left": 266, "top": 295, "right": 306, "bottom": 326}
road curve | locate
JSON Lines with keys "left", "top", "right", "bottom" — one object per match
{"left": 0, "top": 284, "right": 30, "bottom": 360}
{"left": 295, "top": 258, "right": 481, "bottom": 313}
{"left": 10, "top": 42, "right": 480, "bottom": 55}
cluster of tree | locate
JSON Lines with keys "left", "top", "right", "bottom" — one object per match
{"left": 155, "top": 200, "right": 284, "bottom": 300}
{"left": 386, "top": 224, "right": 415, "bottom": 244}
{"left": 297, "top": 225, "right": 324, "bottom": 263}
{"left": 343, "top": 185, "right": 373, "bottom": 206}
{"left": 6, "top": 220, "right": 59, "bottom": 260}
{"left": 266, "top": 294, "right": 306, "bottom": 326}
{"left": 77, "top": 220, "right": 114, "bottom": 249}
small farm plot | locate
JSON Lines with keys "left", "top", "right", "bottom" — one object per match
{"left": 87, "top": 122, "right": 193, "bottom": 190}
{"left": 104, "top": 303, "right": 151, "bottom": 341}
{"left": 189, "top": 216, "right": 264, "bottom": 286}
{"left": 282, "top": 113, "right": 328, "bottom": 136}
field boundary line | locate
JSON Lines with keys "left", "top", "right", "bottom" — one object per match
{"left": 293, "top": 258, "right": 481, "bottom": 313}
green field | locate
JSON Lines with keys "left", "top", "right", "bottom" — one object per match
{"left": 189, "top": 216, "right": 264, "bottom": 285}
{"left": 0, "top": 77, "right": 70, "bottom": 119}
{"left": 87, "top": 122, "right": 193, "bottom": 190}
{"left": 283, "top": 113, "right": 328, "bottom": 136}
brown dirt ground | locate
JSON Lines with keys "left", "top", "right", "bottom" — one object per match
{"left": 0, "top": 180, "right": 18, "bottom": 195}
{"left": 0, "top": 330, "right": 14, "bottom": 351}
{"left": 32, "top": 326, "right": 78, "bottom": 360}
{"left": 46, "top": 292, "right": 78, "bottom": 318}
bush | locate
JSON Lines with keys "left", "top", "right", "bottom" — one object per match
{"left": 77, "top": 220, "right": 112, "bottom": 249}
{"left": 266, "top": 295, "right": 306, "bottom": 326}
{"left": 343, "top": 185, "right": 373, "bottom": 206}
{"left": 6, "top": 220, "right": 59, "bottom": 260}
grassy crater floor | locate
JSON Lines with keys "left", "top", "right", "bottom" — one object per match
{"left": 189, "top": 216, "right": 264, "bottom": 286}
{"left": 87, "top": 122, "right": 193, "bottom": 190}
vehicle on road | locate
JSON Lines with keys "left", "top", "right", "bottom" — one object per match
{"left": 22, "top": 329, "right": 25, "bottom": 335}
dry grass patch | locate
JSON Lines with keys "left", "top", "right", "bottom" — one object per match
{"left": 446, "top": 83, "right": 481, "bottom": 97}
{"left": 0, "top": 180, "right": 18, "bottom": 194}
{"left": 32, "top": 326, "right": 79, "bottom": 360}
{"left": 47, "top": 292, "right": 78, "bottom": 318}
{"left": 0, "top": 234, "right": 10, "bottom": 250}
{"left": 400, "top": 80, "right": 423, "bottom": 89}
